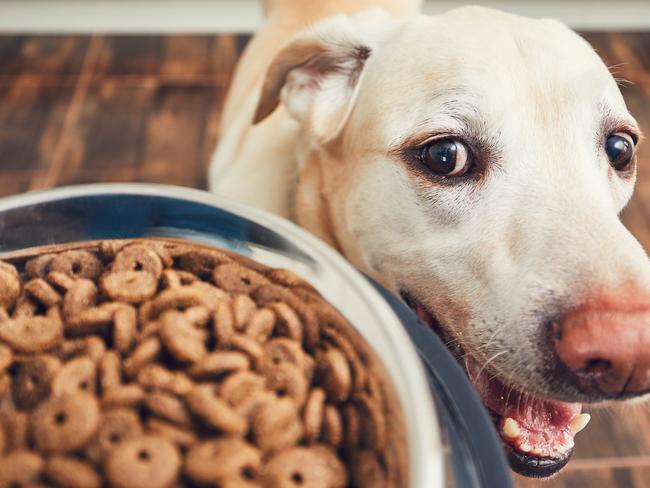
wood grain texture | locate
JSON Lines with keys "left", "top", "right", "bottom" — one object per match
{"left": 0, "top": 32, "right": 649, "bottom": 487}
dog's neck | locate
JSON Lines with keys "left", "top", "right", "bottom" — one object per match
{"left": 292, "top": 148, "right": 343, "bottom": 252}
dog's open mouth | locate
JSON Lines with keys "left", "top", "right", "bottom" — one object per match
{"left": 400, "top": 291, "right": 591, "bottom": 478}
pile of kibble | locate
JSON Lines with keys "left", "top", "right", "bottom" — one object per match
{"left": 0, "top": 239, "right": 406, "bottom": 488}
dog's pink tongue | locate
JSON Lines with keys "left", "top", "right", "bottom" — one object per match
{"left": 466, "top": 359, "right": 588, "bottom": 458}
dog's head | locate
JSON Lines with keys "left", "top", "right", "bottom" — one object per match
{"left": 254, "top": 6, "right": 649, "bottom": 477}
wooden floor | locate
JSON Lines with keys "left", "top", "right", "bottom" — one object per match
{"left": 1, "top": 33, "right": 650, "bottom": 487}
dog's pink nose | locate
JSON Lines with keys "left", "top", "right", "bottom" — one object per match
{"left": 553, "top": 302, "right": 650, "bottom": 397}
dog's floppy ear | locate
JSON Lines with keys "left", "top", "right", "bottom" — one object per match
{"left": 253, "top": 10, "right": 393, "bottom": 143}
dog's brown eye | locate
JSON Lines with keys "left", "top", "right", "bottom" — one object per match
{"left": 419, "top": 139, "right": 471, "bottom": 176}
{"left": 605, "top": 132, "right": 635, "bottom": 171}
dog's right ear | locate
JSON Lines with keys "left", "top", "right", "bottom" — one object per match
{"left": 253, "top": 10, "right": 394, "bottom": 143}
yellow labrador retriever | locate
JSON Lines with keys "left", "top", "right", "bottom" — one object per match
{"left": 210, "top": 0, "right": 648, "bottom": 477}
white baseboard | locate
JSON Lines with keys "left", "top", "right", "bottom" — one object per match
{"left": 0, "top": 0, "right": 649, "bottom": 33}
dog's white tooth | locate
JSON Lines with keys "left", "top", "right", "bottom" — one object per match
{"left": 570, "top": 413, "right": 591, "bottom": 435}
{"left": 519, "top": 442, "right": 532, "bottom": 453}
{"left": 502, "top": 417, "right": 521, "bottom": 439}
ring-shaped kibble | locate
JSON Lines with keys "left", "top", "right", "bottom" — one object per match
{"left": 13, "top": 354, "right": 60, "bottom": 409}
{"left": 91, "top": 408, "right": 143, "bottom": 461}
{"left": 112, "top": 244, "right": 164, "bottom": 278}
{"left": 105, "top": 436, "right": 181, "bottom": 488}
{"left": 184, "top": 438, "right": 262, "bottom": 485}
{"left": 263, "top": 363, "right": 308, "bottom": 406}
{"left": 30, "top": 391, "right": 100, "bottom": 453}
{"left": 262, "top": 445, "right": 347, "bottom": 488}
{"left": 212, "top": 263, "right": 270, "bottom": 294}
{"left": 100, "top": 270, "right": 158, "bottom": 304}
{"left": 49, "top": 250, "right": 102, "bottom": 281}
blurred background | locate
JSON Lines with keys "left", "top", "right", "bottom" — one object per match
{"left": 0, "top": 1, "right": 649, "bottom": 487}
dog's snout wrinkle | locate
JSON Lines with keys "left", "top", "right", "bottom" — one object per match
{"left": 553, "top": 299, "right": 650, "bottom": 398}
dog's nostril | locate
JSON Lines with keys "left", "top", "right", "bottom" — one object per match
{"left": 583, "top": 359, "right": 612, "bottom": 376}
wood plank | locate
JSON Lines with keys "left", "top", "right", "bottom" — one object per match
{"left": 0, "top": 78, "right": 74, "bottom": 173}
{"left": 0, "top": 35, "right": 90, "bottom": 76}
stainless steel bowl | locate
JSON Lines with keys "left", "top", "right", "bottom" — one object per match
{"left": 0, "top": 183, "right": 445, "bottom": 488}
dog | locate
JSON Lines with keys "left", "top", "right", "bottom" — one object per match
{"left": 210, "top": 0, "right": 649, "bottom": 477}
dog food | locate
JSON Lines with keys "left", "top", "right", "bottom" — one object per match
{"left": 0, "top": 239, "right": 407, "bottom": 487}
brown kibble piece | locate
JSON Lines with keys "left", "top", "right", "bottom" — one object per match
{"left": 356, "top": 393, "right": 387, "bottom": 452}
{"left": 63, "top": 279, "right": 97, "bottom": 318}
{"left": 213, "top": 300, "right": 235, "bottom": 344}
{"left": 149, "top": 287, "right": 207, "bottom": 319}
{"left": 13, "top": 354, "right": 60, "bottom": 409}
{"left": 185, "top": 438, "right": 262, "bottom": 485}
{"left": 245, "top": 307, "right": 276, "bottom": 342}
{"left": 269, "top": 302, "right": 303, "bottom": 343}
{"left": 262, "top": 445, "right": 347, "bottom": 488}
{"left": 322, "top": 405, "right": 344, "bottom": 448}
{"left": 188, "top": 351, "right": 249, "bottom": 378}
{"left": 251, "top": 397, "right": 302, "bottom": 453}
{"left": 229, "top": 334, "right": 263, "bottom": 361}
{"left": 105, "top": 436, "right": 181, "bottom": 488}
{"left": 145, "top": 392, "right": 193, "bottom": 426}
{"left": 0, "top": 310, "right": 63, "bottom": 353}
{"left": 137, "top": 365, "right": 194, "bottom": 396}
{"left": 304, "top": 388, "right": 326, "bottom": 443}
{"left": 212, "top": 263, "right": 269, "bottom": 294}
{"left": 112, "top": 243, "right": 164, "bottom": 278}
{"left": 350, "top": 450, "right": 387, "bottom": 487}
{"left": 51, "top": 356, "right": 96, "bottom": 397}
{"left": 159, "top": 310, "right": 207, "bottom": 363}
{"left": 113, "top": 304, "right": 137, "bottom": 353}
{"left": 185, "top": 384, "right": 247, "bottom": 435}
{"left": 24, "top": 278, "right": 61, "bottom": 308}
{"left": 232, "top": 294, "right": 257, "bottom": 329}
{"left": 5, "top": 412, "right": 29, "bottom": 450}
{"left": 0, "top": 344, "right": 12, "bottom": 373}
{"left": 45, "top": 456, "right": 102, "bottom": 488}
{"left": 146, "top": 418, "right": 198, "bottom": 449}
{"left": 99, "top": 351, "right": 121, "bottom": 391}
{"left": 317, "top": 348, "right": 352, "bottom": 403}
{"left": 175, "top": 248, "right": 231, "bottom": 278}
{"left": 264, "top": 363, "right": 308, "bottom": 406}
{"left": 101, "top": 270, "right": 158, "bottom": 304}
{"left": 123, "top": 337, "right": 161, "bottom": 378}
{"left": 31, "top": 391, "right": 100, "bottom": 453}
{"left": 0, "top": 450, "right": 44, "bottom": 487}
{"left": 220, "top": 371, "right": 268, "bottom": 418}
{"left": 49, "top": 250, "right": 102, "bottom": 280}
{"left": 91, "top": 408, "right": 143, "bottom": 461}
{"left": 0, "top": 261, "right": 20, "bottom": 309}
{"left": 26, "top": 254, "right": 55, "bottom": 279}
{"left": 102, "top": 384, "right": 146, "bottom": 408}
